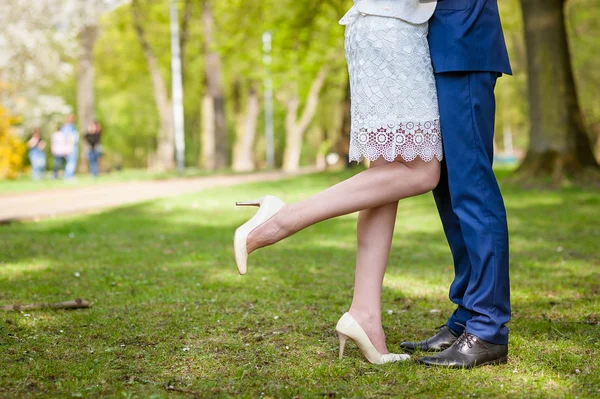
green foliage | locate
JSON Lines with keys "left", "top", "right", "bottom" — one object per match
{"left": 6, "top": 0, "right": 600, "bottom": 168}
{"left": 89, "top": 0, "right": 353, "bottom": 168}
{"left": 94, "top": 3, "right": 164, "bottom": 167}
{"left": 1, "top": 170, "right": 599, "bottom": 397}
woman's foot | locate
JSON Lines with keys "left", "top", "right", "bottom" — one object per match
{"left": 245, "top": 204, "right": 294, "bottom": 254}
{"left": 348, "top": 307, "right": 389, "bottom": 354}
{"left": 234, "top": 196, "right": 286, "bottom": 274}
{"left": 336, "top": 312, "right": 408, "bottom": 364}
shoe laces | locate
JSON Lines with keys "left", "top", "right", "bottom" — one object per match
{"left": 452, "top": 322, "right": 478, "bottom": 349}
{"left": 455, "top": 332, "right": 476, "bottom": 349}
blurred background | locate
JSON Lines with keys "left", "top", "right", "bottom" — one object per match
{"left": 0, "top": 0, "right": 599, "bottom": 184}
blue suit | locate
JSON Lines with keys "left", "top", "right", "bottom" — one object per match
{"left": 428, "top": 0, "right": 511, "bottom": 345}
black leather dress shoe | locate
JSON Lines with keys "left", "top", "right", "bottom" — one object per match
{"left": 416, "top": 332, "right": 508, "bottom": 368}
{"left": 400, "top": 325, "right": 460, "bottom": 353}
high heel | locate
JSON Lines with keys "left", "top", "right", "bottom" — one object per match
{"left": 234, "top": 195, "right": 286, "bottom": 275}
{"left": 338, "top": 332, "right": 348, "bottom": 359}
{"left": 335, "top": 313, "right": 410, "bottom": 364}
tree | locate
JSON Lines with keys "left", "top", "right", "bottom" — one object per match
{"left": 218, "top": 0, "right": 266, "bottom": 172}
{"left": 132, "top": 0, "right": 175, "bottom": 170}
{"left": 77, "top": 2, "right": 100, "bottom": 149}
{"left": 0, "top": 0, "right": 77, "bottom": 127}
{"left": 201, "top": 0, "right": 228, "bottom": 170}
{"left": 269, "top": 0, "right": 344, "bottom": 171}
{"left": 518, "top": 0, "right": 599, "bottom": 184}
{"left": 280, "top": 66, "right": 329, "bottom": 171}
{"left": 232, "top": 80, "right": 260, "bottom": 172}
{"left": 77, "top": 1, "right": 129, "bottom": 140}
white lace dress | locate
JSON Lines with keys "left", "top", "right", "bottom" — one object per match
{"left": 340, "top": 5, "right": 443, "bottom": 163}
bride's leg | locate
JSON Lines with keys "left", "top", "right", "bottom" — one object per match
{"left": 349, "top": 199, "right": 398, "bottom": 354}
{"left": 246, "top": 157, "right": 440, "bottom": 253}
{"left": 347, "top": 157, "right": 400, "bottom": 354}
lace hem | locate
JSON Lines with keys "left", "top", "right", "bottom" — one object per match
{"left": 349, "top": 119, "right": 443, "bottom": 163}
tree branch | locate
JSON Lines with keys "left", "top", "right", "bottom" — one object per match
{"left": 131, "top": 0, "right": 153, "bottom": 59}
{"left": 1, "top": 298, "right": 90, "bottom": 311}
{"left": 180, "top": 0, "right": 192, "bottom": 77}
{"left": 297, "top": 66, "right": 329, "bottom": 132}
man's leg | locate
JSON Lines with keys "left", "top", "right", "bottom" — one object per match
{"left": 400, "top": 75, "right": 480, "bottom": 353}
{"left": 432, "top": 160, "right": 473, "bottom": 333}
{"left": 437, "top": 71, "right": 510, "bottom": 344}
{"left": 417, "top": 72, "right": 509, "bottom": 368}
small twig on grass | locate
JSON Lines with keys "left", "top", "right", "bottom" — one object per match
{"left": 164, "top": 383, "right": 204, "bottom": 397}
{"left": 0, "top": 298, "right": 90, "bottom": 311}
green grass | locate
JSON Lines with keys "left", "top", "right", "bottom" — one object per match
{"left": 0, "top": 167, "right": 236, "bottom": 195}
{"left": 1, "top": 170, "right": 599, "bottom": 398}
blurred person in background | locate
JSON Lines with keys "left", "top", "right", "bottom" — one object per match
{"left": 85, "top": 120, "right": 102, "bottom": 177}
{"left": 61, "top": 114, "right": 79, "bottom": 181}
{"left": 27, "top": 127, "right": 46, "bottom": 180}
{"left": 51, "top": 123, "right": 69, "bottom": 179}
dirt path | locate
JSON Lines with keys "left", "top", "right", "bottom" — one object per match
{"left": 0, "top": 169, "right": 315, "bottom": 223}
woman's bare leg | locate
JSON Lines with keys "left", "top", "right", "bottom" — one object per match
{"left": 246, "top": 157, "right": 440, "bottom": 253}
{"left": 346, "top": 158, "right": 400, "bottom": 354}
{"left": 245, "top": 157, "right": 440, "bottom": 352}
{"left": 349, "top": 201, "right": 398, "bottom": 353}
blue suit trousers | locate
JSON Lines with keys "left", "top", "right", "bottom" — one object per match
{"left": 433, "top": 72, "right": 510, "bottom": 345}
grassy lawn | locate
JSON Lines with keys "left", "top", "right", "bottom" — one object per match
{"left": 1, "top": 170, "right": 599, "bottom": 398}
{"left": 0, "top": 167, "right": 234, "bottom": 195}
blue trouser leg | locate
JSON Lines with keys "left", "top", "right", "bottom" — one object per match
{"left": 433, "top": 161, "right": 473, "bottom": 333}
{"left": 434, "top": 71, "right": 510, "bottom": 345}
{"left": 29, "top": 150, "right": 46, "bottom": 180}
{"left": 53, "top": 156, "right": 63, "bottom": 179}
{"left": 88, "top": 150, "right": 99, "bottom": 177}
{"left": 65, "top": 151, "right": 78, "bottom": 179}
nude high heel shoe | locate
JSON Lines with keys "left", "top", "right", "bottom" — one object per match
{"left": 336, "top": 313, "right": 410, "bottom": 364}
{"left": 234, "top": 195, "right": 286, "bottom": 275}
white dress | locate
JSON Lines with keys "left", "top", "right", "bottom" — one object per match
{"left": 340, "top": 5, "right": 443, "bottom": 163}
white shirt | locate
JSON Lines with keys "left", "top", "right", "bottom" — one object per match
{"left": 51, "top": 130, "right": 71, "bottom": 156}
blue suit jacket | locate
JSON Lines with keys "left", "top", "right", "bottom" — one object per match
{"left": 428, "top": 0, "right": 512, "bottom": 75}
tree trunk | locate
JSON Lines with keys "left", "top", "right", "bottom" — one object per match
{"left": 76, "top": 22, "right": 98, "bottom": 173}
{"left": 337, "top": 79, "right": 352, "bottom": 167}
{"left": 77, "top": 23, "right": 98, "bottom": 143}
{"left": 518, "top": 0, "right": 599, "bottom": 184}
{"left": 132, "top": 0, "right": 175, "bottom": 171}
{"left": 179, "top": 0, "right": 192, "bottom": 79}
{"left": 282, "top": 66, "right": 328, "bottom": 172}
{"left": 593, "top": 122, "right": 600, "bottom": 163}
{"left": 232, "top": 82, "right": 260, "bottom": 172}
{"left": 201, "top": 92, "right": 216, "bottom": 169}
{"left": 201, "top": 1, "right": 228, "bottom": 170}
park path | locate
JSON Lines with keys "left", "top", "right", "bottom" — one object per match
{"left": 0, "top": 169, "right": 315, "bottom": 223}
